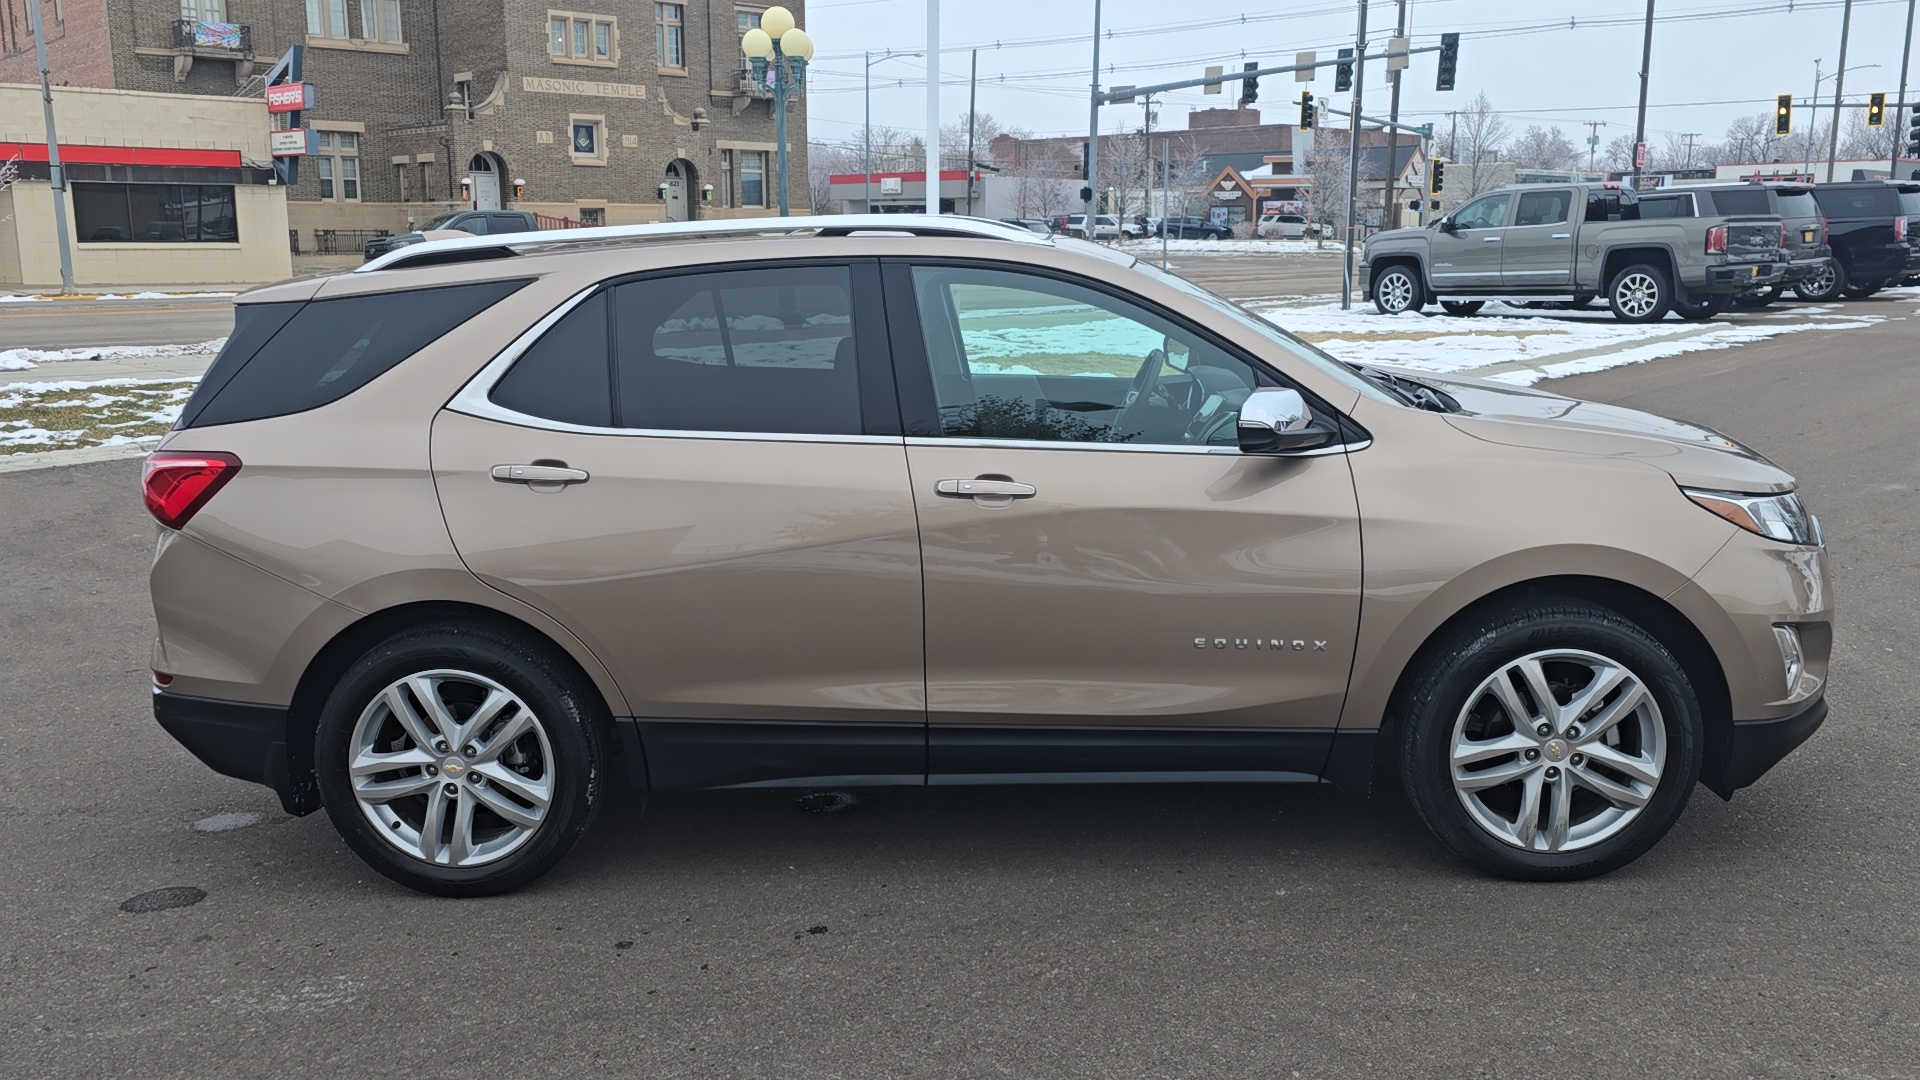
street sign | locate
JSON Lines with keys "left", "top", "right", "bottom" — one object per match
{"left": 1634, "top": 141, "right": 1649, "bottom": 169}
{"left": 270, "top": 128, "right": 317, "bottom": 157}
{"left": 1110, "top": 85, "right": 1136, "bottom": 104}
{"left": 265, "top": 81, "right": 315, "bottom": 113}
{"left": 1295, "top": 51, "right": 1315, "bottom": 81}
{"left": 1203, "top": 65, "right": 1223, "bottom": 95}
{"left": 1386, "top": 37, "right": 1410, "bottom": 71}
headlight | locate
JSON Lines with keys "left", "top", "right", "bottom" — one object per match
{"left": 1684, "top": 488, "right": 1823, "bottom": 546}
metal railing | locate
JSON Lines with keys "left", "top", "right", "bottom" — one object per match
{"left": 531, "top": 212, "right": 589, "bottom": 230}
{"left": 172, "top": 19, "right": 251, "bottom": 52}
{"left": 313, "top": 228, "right": 390, "bottom": 255}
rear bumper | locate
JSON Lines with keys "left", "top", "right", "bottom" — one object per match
{"left": 153, "top": 690, "right": 311, "bottom": 814}
{"left": 1702, "top": 693, "right": 1828, "bottom": 799}
{"left": 1703, "top": 261, "right": 1786, "bottom": 291}
{"left": 1777, "top": 253, "right": 1830, "bottom": 284}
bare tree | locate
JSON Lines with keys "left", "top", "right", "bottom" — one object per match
{"left": 1840, "top": 110, "right": 1895, "bottom": 162}
{"left": 1509, "top": 125, "right": 1580, "bottom": 170}
{"left": 941, "top": 110, "right": 1031, "bottom": 169}
{"left": 1723, "top": 112, "right": 1777, "bottom": 164}
{"left": 1437, "top": 92, "right": 1510, "bottom": 197}
{"left": 806, "top": 140, "right": 862, "bottom": 213}
{"left": 1306, "top": 135, "right": 1352, "bottom": 249}
{"left": 1098, "top": 128, "right": 1155, "bottom": 221}
{"left": 1160, "top": 138, "right": 1212, "bottom": 220}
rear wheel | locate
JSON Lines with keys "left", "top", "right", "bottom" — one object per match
{"left": 1607, "top": 263, "right": 1673, "bottom": 323}
{"left": 1372, "top": 265, "right": 1423, "bottom": 315}
{"left": 1440, "top": 300, "right": 1485, "bottom": 317}
{"left": 1793, "top": 259, "right": 1844, "bottom": 302}
{"left": 315, "top": 623, "right": 608, "bottom": 896}
{"left": 1398, "top": 600, "right": 1703, "bottom": 881}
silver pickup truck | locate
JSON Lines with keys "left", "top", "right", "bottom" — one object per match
{"left": 1361, "top": 183, "right": 1785, "bottom": 322}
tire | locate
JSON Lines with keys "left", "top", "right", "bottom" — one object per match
{"left": 1397, "top": 599, "right": 1703, "bottom": 881}
{"left": 1607, "top": 263, "right": 1673, "bottom": 323}
{"left": 1440, "top": 301, "right": 1485, "bottom": 317}
{"left": 315, "top": 623, "right": 610, "bottom": 897}
{"left": 1672, "top": 293, "right": 1731, "bottom": 322}
{"left": 1372, "top": 264, "right": 1423, "bottom": 315}
{"left": 1793, "top": 259, "right": 1845, "bottom": 302}
{"left": 1732, "top": 284, "right": 1783, "bottom": 308}
{"left": 1841, "top": 282, "right": 1882, "bottom": 299}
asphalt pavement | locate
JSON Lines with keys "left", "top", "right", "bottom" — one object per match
{"left": 1, "top": 290, "right": 1916, "bottom": 1078}
{"left": 0, "top": 298, "right": 236, "bottom": 350}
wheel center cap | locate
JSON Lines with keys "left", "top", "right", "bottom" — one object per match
{"left": 441, "top": 756, "right": 466, "bottom": 777}
{"left": 1543, "top": 739, "right": 1570, "bottom": 763}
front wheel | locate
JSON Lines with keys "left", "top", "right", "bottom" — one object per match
{"left": 1372, "top": 265, "right": 1424, "bottom": 315}
{"left": 1608, "top": 263, "right": 1673, "bottom": 323}
{"left": 1440, "top": 301, "right": 1485, "bottom": 317}
{"left": 1793, "top": 259, "right": 1845, "bottom": 302}
{"left": 315, "top": 623, "right": 609, "bottom": 896}
{"left": 1672, "top": 293, "right": 1731, "bottom": 322}
{"left": 1398, "top": 600, "right": 1702, "bottom": 881}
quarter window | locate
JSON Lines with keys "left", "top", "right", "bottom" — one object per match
{"left": 908, "top": 266, "right": 1268, "bottom": 447}
{"left": 612, "top": 267, "right": 864, "bottom": 435}
{"left": 490, "top": 293, "right": 613, "bottom": 428}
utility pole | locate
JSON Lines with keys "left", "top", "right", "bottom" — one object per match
{"left": 1161, "top": 137, "right": 1171, "bottom": 269}
{"left": 1895, "top": 0, "right": 1916, "bottom": 176}
{"left": 1806, "top": 60, "right": 1821, "bottom": 178}
{"left": 1341, "top": 0, "right": 1369, "bottom": 309}
{"left": 28, "top": 0, "right": 76, "bottom": 294}
{"left": 1680, "top": 132, "right": 1700, "bottom": 170}
{"left": 1084, "top": 0, "right": 1102, "bottom": 229}
{"left": 1141, "top": 95, "right": 1154, "bottom": 230}
{"left": 1584, "top": 120, "right": 1607, "bottom": 172}
{"left": 1447, "top": 110, "right": 1458, "bottom": 159}
{"left": 1828, "top": 0, "right": 1855, "bottom": 182}
{"left": 1381, "top": 0, "right": 1408, "bottom": 233}
{"left": 1631, "top": 0, "right": 1656, "bottom": 187}
{"left": 925, "top": 0, "right": 940, "bottom": 215}
{"left": 965, "top": 47, "right": 977, "bottom": 216}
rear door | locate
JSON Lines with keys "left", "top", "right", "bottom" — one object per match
{"left": 431, "top": 260, "right": 926, "bottom": 788}
{"left": 1431, "top": 191, "right": 1511, "bottom": 291}
{"left": 1498, "top": 188, "right": 1577, "bottom": 288}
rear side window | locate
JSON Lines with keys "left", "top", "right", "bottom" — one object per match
{"left": 611, "top": 266, "right": 863, "bottom": 435}
{"left": 186, "top": 279, "right": 528, "bottom": 428}
{"left": 1814, "top": 186, "right": 1901, "bottom": 216}
{"left": 1637, "top": 196, "right": 1692, "bottom": 219}
{"left": 1708, "top": 188, "right": 1772, "bottom": 216}
{"left": 489, "top": 292, "right": 612, "bottom": 427}
{"left": 176, "top": 301, "right": 304, "bottom": 427}
{"left": 1513, "top": 190, "right": 1570, "bottom": 226}
{"left": 1585, "top": 191, "right": 1638, "bottom": 222}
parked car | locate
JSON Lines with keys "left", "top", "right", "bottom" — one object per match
{"left": 1159, "top": 215, "right": 1231, "bottom": 240}
{"left": 1362, "top": 182, "right": 1785, "bottom": 322}
{"left": 146, "top": 214, "right": 1828, "bottom": 895}
{"left": 1672, "top": 182, "right": 1832, "bottom": 308}
{"left": 1257, "top": 212, "right": 1326, "bottom": 240}
{"left": 1803, "top": 181, "right": 1915, "bottom": 300}
{"left": 998, "top": 217, "right": 1052, "bottom": 236}
{"left": 1061, "top": 213, "right": 1123, "bottom": 240}
{"left": 1892, "top": 182, "right": 1920, "bottom": 286}
{"left": 363, "top": 209, "right": 539, "bottom": 262}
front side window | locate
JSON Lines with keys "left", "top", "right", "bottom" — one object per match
{"left": 909, "top": 265, "right": 1271, "bottom": 447}
{"left": 612, "top": 267, "right": 864, "bottom": 435}
{"left": 1513, "top": 190, "right": 1571, "bottom": 227}
{"left": 656, "top": 3, "right": 683, "bottom": 68}
{"left": 1451, "top": 194, "right": 1510, "bottom": 231}
{"left": 740, "top": 151, "right": 765, "bottom": 207}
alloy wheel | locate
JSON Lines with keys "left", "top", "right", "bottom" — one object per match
{"left": 1801, "top": 262, "right": 1836, "bottom": 297}
{"left": 349, "top": 669, "right": 555, "bottom": 867}
{"left": 1377, "top": 270, "right": 1416, "bottom": 313}
{"left": 1614, "top": 273, "right": 1661, "bottom": 319}
{"left": 1448, "top": 649, "right": 1666, "bottom": 853}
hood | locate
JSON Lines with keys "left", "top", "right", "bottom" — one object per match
{"left": 1365, "top": 224, "right": 1433, "bottom": 249}
{"left": 1385, "top": 367, "right": 1795, "bottom": 494}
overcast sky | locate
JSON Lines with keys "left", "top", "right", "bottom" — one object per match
{"left": 802, "top": 0, "right": 1919, "bottom": 155}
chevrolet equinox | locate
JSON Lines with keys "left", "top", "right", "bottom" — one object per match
{"left": 145, "top": 216, "right": 1831, "bottom": 895}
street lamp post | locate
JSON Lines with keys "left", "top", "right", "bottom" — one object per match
{"left": 742, "top": 6, "right": 813, "bottom": 216}
{"left": 864, "top": 49, "right": 922, "bottom": 213}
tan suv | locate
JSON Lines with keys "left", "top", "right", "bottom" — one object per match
{"left": 144, "top": 216, "right": 1831, "bottom": 895}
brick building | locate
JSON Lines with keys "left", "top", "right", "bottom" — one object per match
{"left": 1, "top": 0, "right": 808, "bottom": 252}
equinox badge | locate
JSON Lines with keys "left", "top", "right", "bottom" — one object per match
{"left": 1196, "top": 637, "right": 1328, "bottom": 651}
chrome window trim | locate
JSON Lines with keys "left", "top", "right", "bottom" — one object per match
{"left": 906, "top": 436, "right": 1368, "bottom": 458}
{"left": 445, "top": 281, "right": 899, "bottom": 446}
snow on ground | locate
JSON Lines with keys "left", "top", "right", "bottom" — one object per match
{"left": 1114, "top": 238, "right": 1348, "bottom": 255}
{"left": 0, "top": 339, "right": 226, "bottom": 372}
{"left": 1260, "top": 300, "right": 1883, "bottom": 386}
{"left": 0, "top": 377, "right": 197, "bottom": 452}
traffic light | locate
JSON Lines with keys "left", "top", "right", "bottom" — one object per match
{"left": 1908, "top": 112, "right": 1920, "bottom": 157}
{"left": 1867, "top": 92, "right": 1886, "bottom": 127}
{"left": 1240, "top": 61, "right": 1259, "bottom": 106}
{"left": 1430, "top": 158, "right": 1445, "bottom": 195}
{"left": 1298, "top": 91, "right": 1316, "bottom": 130}
{"left": 1775, "top": 94, "right": 1793, "bottom": 136}
{"left": 1335, "top": 48, "right": 1354, "bottom": 93}
{"left": 1435, "top": 33, "right": 1459, "bottom": 92}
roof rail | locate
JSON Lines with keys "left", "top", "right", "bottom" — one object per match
{"left": 357, "top": 213, "right": 1051, "bottom": 273}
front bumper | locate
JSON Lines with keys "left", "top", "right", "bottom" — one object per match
{"left": 153, "top": 690, "right": 311, "bottom": 814}
{"left": 1703, "top": 693, "right": 1827, "bottom": 799}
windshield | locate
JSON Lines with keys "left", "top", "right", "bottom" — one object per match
{"left": 1132, "top": 261, "right": 1399, "bottom": 406}
{"left": 419, "top": 211, "right": 465, "bottom": 231}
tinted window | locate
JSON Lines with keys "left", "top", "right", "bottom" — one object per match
{"left": 1814, "top": 186, "right": 1901, "bottom": 216}
{"left": 450, "top": 216, "right": 487, "bottom": 235}
{"left": 1777, "top": 192, "right": 1819, "bottom": 219}
{"left": 489, "top": 293, "right": 612, "bottom": 427}
{"left": 1513, "top": 190, "right": 1570, "bottom": 227}
{"left": 612, "top": 267, "right": 863, "bottom": 435}
{"left": 1898, "top": 190, "right": 1920, "bottom": 215}
{"left": 491, "top": 213, "right": 532, "bottom": 233}
{"left": 176, "top": 301, "right": 304, "bottom": 427}
{"left": 1637, "top": 196, "right": 1692, "bottom": 219}
{"left": 1585, "top": 192, "right": 1638, "bottom": 222}
{"left": 1708, "top": 188, "right": 1772, "bottom": 216}
{"left": 188, "top": 279, "right": 528, "bottom": 428}
{"left": 910, "top": 265, "right": 1271, "bottom": 446}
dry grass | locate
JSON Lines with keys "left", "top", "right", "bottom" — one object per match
{"left": 0, "top": 381, "right": 196, "bottom": 451}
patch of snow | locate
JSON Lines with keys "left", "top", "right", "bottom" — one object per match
{"left": 0, "top": 338, "right": 226, "bottom": 372}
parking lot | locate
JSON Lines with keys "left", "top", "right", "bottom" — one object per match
{"left": 3, "top": 266, "right": 1918, "bottom": 1077}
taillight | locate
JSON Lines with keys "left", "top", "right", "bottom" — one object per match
{"left": 1820, "top": 216, "right": 1830, "bottom": 244}
{"left": 1706, "top": 224, "right": 1728, "bottom": 254}
{"left": 1896, "top": 217, "right": 1909, "bottom": 244}
{"left": 1779, "top": 220, "right": 1789, "bottom": 248}
{"left": 143, "top": 451, "right": 241, "bottom": 530}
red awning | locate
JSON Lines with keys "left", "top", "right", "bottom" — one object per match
{"left": 0, "top": 142, "right": 245, "bottom": 168}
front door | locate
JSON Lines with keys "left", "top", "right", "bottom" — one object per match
{"left": 1430, "top": 191, "right": 1512, "bottom": 292}
{"left": 432, "top": 260, "right": 925, "bottom": 788}
{"left": 1498, "top": 187, "right": 1577, "bottom": 289}
{"left": 663, "top": 162, "right": 690, "bottom": 222}
{"left": 469, "top": 159, "right": 501, "bottom": 210}
{"left": 885, "top": 261, "right": 1363, "bottom": 781}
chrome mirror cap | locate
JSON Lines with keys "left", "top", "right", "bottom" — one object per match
{"left": 1238, "top": 388, "right": 1335, "bottom": 454}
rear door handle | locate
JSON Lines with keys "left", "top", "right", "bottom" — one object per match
{"left": 491, "top": 463, "right": 590, "bottom": 492}
{"left": 936, "top": 477, "right": 1036, "bottom": 508}
{"left": 1551, "top": 233, "right": 1572, "bottom": 239}
{"left": 1482, "top": 236, "right": 1503, "bottom": 242}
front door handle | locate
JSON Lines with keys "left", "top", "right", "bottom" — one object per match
{"left": 1482, "top": 235, "right": 1503, "bottom": 242}
{"left": 936, "top": 477, "right": 1036, "bottom": 508}
{"left": 1551, "top": 233, "right": 1572, "bottom": 239}
{"left": 491, "top": 462, "right": 590, "bottom": 493}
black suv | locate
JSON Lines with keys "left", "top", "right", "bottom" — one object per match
{"left": 1894, "top": 183, "right": 1920, "bottom": 285}
{"left": 1805, "top": 182, "right": 1914, "bottom": 300}
{"left": 1159, "top": 216, "right": 1231, "bottom": 240}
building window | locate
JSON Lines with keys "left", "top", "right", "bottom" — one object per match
{"left": 719, "top": 150, "right": 734, "bottom": 208}
{"left": 315, "top": 131, "right": 360, "bottom": 201}
{"left": 569, "top": 116, "right": 606, "bottom": 166}
{"left": 736, "top": 8, "right": 761, "bottom": 33}
{"left": 656, "top": 3, "right": 683, "bottom": 69}
{"left": 394, "top": 162, "right": 409, "bottom": 202}
{"left": 306, "top": 0, "right": 348, "bottom": 38}
{"left": 73, "top": 183, "right": 238, "bottom": 244}
{"left": 181, "top": 0, "right": 228, "bottom": 21}
{"left": 578, "top": 207, "right": 605, "bottom": 225}
{"left": 357, "top": 0, "right": 402, "bottom": 42}
{"left": 740, "top": 150, "right": 765, "bottom": 208}
{"left": 419, "top": 162, "right": 433, "bottom": 201}
{"left": 548, "top": 10, "right": 615, "bottom": 65}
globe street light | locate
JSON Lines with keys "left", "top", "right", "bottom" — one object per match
{"left": 865, "top": 50, "right": 922, "bottom": 213}
{"left": 741, "top": 5, "right": 812, "bottom": 215}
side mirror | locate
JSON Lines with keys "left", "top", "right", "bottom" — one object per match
{"left": 1438, "top": 217, "right": 1458, "bottom": 234}
{"left": 1237, "top": 388, "right": 1337, "bottom": 455}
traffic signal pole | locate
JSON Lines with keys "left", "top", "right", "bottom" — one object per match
{"left": 1895, "top": 0, "right": 1915, "bottom": 177}
{"left": 1342, "top": 0, "right": 1368, "bottom": 310}
{"left": 1631, "top": 0, "right": 1655, "bottom": 187}
{"left": 1827, "top": 0, "right": 1855, "bottom": 182}
{"left": 1382, "top": 0, "right": 1408, "bottom": 234}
